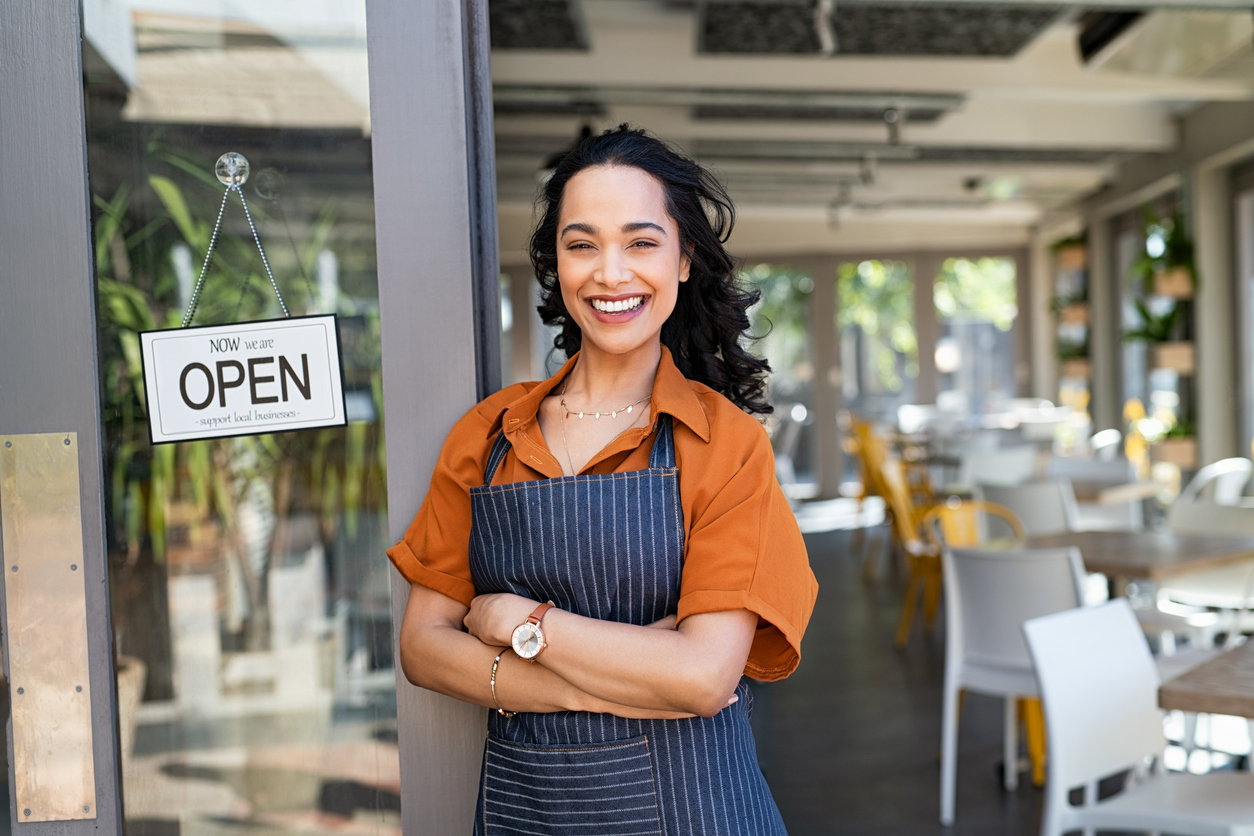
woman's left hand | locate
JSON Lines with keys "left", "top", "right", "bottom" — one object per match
{"left": 464, "top": 592, "right": 539, "bottom": 647}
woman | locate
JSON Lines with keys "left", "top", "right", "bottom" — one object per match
{"left": 388, "top": 125, "right": 817, "bottom": 835}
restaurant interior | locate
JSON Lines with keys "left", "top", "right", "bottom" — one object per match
{"left": 59, "top": 0, "right": 1254, "bottom": 833}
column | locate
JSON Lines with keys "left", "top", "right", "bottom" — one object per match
{"left": 1193, "top": 164, "right": 1240, "bottom": 464}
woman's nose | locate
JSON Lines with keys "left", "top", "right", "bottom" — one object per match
{"left": 597, "top": 250, "right": 632, "bottom": 287}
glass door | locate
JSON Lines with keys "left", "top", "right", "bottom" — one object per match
{"left": 83, "top": 5, "right": 399, "bottom": 833}
{"left": 3, "top": 0, "right": 495, "bottom": 831}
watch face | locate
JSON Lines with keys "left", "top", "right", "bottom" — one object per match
{"left": 512, "top": 623, "right": 544, "bottom": 659}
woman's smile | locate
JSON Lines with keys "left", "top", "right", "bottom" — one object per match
{"left": 586, "top": 293, "right": 650, "bottom": 322}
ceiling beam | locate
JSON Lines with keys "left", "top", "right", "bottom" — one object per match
{"left": 493, "top": 85, "right": 965, "bottom": 113}
{"left": 702, "top": 0, "right": 1254, "bottom": 8}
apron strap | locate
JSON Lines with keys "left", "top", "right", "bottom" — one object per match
{"left": 482, "top": 431, "right": 513, "bottom": 485}
{"left": 648, "top": 414, "right": 676, "bottom": 469}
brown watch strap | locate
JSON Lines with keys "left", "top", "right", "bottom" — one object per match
{"left": 527, "top": 601, "right": 555, "bottom": 627}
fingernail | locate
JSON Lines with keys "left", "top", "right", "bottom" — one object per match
{"left": 728, "top": 695, "right": 739, "bottom": 705}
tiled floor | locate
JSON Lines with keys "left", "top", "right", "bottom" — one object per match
{"left": 754, "top": 527, "right": 1044, "bottom": 835}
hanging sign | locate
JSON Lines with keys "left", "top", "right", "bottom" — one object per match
{"left": 140, "top": 315, "right": 346, "bottom": 443}
{"left": 138, "top": 152, "right": 347, "bottom": 444}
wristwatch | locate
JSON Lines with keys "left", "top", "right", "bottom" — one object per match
{"left": 511, "top": 601, "right": 556, "bottom": 662}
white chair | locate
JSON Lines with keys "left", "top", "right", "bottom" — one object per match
{"left": 1160, "top": 559, "right": 1254, "bottom": 643}
{"left": 1048, "top": 456, "right": 1142, "bottom": 532}
{"left": 1089, "top": 428, "right": 1123, "bottom": 461}
{"left": 1178, "top": 458, "right": 1254, "bottom": 506}
{"left": 1168, "top": 498, "right": 1254, "bottom": 537}
{"left": 1023, "top": 600, "right": 1254, "bottom": 836}
{"left": 1047, "top": 455, "right": 1134, "bottom": 484}
{"left": 977, "top": 481, "right": 1078, "bottom": 537}
{"left": 939, "top": 545, "right": 1086, "bottom": 825}
{"left": 957, "top": 445, "right": 1038, "bottom": 490}
{"left": 1163, "top": 500, "right": 1254, "bottom": 638}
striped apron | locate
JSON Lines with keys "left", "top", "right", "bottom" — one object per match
{"left": 469, "top": 415, "right": 788, "bottom": 836}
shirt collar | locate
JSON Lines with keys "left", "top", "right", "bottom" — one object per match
{"left": 488, "top": 346, "right": 712, "bottom": 443}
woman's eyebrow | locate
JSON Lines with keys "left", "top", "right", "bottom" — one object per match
{"left": 623, "top": 221, "right": 666, "bottom": 236}
{"left": 560, "top": 222, "right": 597, "bottom": 238}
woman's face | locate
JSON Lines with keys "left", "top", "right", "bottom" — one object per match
{"left": 556, "top": 164, "right": 690, "bottom": 359}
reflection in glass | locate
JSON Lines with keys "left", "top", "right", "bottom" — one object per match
{"left": 837, "top": 260, "right": 918, "bottom": 421}
{"left": 84, "top": 3, "right": 398, "bottom": 833}
{"left": 933, "top": 257, "right": 1018, "bottom": 415}
{"left": 743, "top": 263, "right": 815, "bottom": 492}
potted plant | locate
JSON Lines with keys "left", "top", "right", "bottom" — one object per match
{"left": 1131, "top": 210, "right": 1196, "bottom": 299}
{"left": 1124, "top": 300, "right": 1193, "bottom": 375}
{"left": 1057, "top": 343, "right": 1089, "bottom": 380}
{"left": 1152, "top": 420, "right": 1197, "bottom": 470}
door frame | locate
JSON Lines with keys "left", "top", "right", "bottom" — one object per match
{"left": 0, "top": 2, "right": 124, "bottom": 833}
{"left": 0, "top": 0, "right": 500, "bottom": 832}
{"left": 367, "top": 0, "right": 500, "bottom": 833}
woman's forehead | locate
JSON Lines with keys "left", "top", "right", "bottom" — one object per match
{"left": 559, "top": 165, "right": 674, "bottom": 228}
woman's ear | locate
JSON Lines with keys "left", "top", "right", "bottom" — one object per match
{"left": 679, "top": 246, "right": 692, "bottom": 283}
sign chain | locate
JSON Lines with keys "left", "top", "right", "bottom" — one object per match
{"left": 237, "top": 188, "right": 289, "bottom": 318}
{"left": 181, "top": 151, "right": 290, "bottom": 328}
{"left": 180, "top": 188, "right": 231, "bottom": 327}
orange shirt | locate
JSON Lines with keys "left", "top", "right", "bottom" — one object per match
{"left": 387, "top": 348, "right": 817, "bottom": 681}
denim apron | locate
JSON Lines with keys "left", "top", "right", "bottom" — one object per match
{"left": 468, "top": 415, "right": 788, "bottom": 836}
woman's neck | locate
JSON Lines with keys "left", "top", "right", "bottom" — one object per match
{"left": 563, "top": 340, "right": 662, "bottom": 408}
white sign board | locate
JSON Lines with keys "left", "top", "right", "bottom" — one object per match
{"left": 140, "top": 315, "right": 347, "bottom": 444}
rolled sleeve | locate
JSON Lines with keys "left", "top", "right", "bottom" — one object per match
{"left": 386, "top": 400, "right": 500, "bottom": 607}
{"left": 675, "top": 418, "right": 817, "bottom": 681}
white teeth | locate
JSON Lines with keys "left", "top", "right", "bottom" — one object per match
{"left": 591, "top": 296, "right": 644, "bottom": 314}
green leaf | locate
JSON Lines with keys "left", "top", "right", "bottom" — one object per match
{"left": 149, "top": 174, "right": 207, "bottom": 250}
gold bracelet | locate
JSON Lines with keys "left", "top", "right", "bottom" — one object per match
{"left": 490, "top": 651, "right": 516, "bottom": 718}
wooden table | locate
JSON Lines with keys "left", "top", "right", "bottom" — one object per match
{"left": 1159, "top": 641, "right": 1254, "bottom": 718}
{"left": 1025, "top": 530, "right": 1254, "bottom": 583}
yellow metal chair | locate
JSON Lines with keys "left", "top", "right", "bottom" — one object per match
{"left": 880, "top": 458, "right": 939, "bottom": 649}
{"left": 851, "top": 419, "right": 893, "bottom": 580}
{"left": 921, "top": 499, "right": 1026, "bottom": 551}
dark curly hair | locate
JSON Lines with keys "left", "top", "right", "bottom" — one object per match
{"left": 529, "top": 125, "right": 772, "bottom": 415}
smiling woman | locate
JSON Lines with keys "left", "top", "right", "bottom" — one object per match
{"left": 389, "top": 126, "right": 817, "bottom": 835}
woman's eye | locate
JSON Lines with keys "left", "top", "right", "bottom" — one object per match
{"left": 631, "top": 240, "right": 658, "bottom": 249}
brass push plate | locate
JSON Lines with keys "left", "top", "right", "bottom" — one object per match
{"left": 0, "top": 433, "right": 96, "bottom": 821}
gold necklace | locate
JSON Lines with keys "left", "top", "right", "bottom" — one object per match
{"left": 557, "top": 377, "right": 649, "bottom": 476}
{"left": 558, "top": 393, "right": 652, "bottom": 420}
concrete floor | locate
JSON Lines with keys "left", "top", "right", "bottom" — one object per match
{"left": 754, "top": 526, "right": 1044, "bottom": 836}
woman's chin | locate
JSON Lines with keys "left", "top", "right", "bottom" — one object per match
{"left": 578, "top": 330, "right": 663, "bottom": 359}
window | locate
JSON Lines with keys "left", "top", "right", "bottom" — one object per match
{"left": 933, "top": 256, "right": 1019, "bottom": 414}
{"left": 744, "top": 263, "right": 816, "bottom": 488}
{"left": 837, "top": 259, "right": 918, "bottom": 421}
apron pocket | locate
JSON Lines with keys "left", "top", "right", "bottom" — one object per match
{"left": 482, "top": 734, "right": 663, "bottom": 836}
